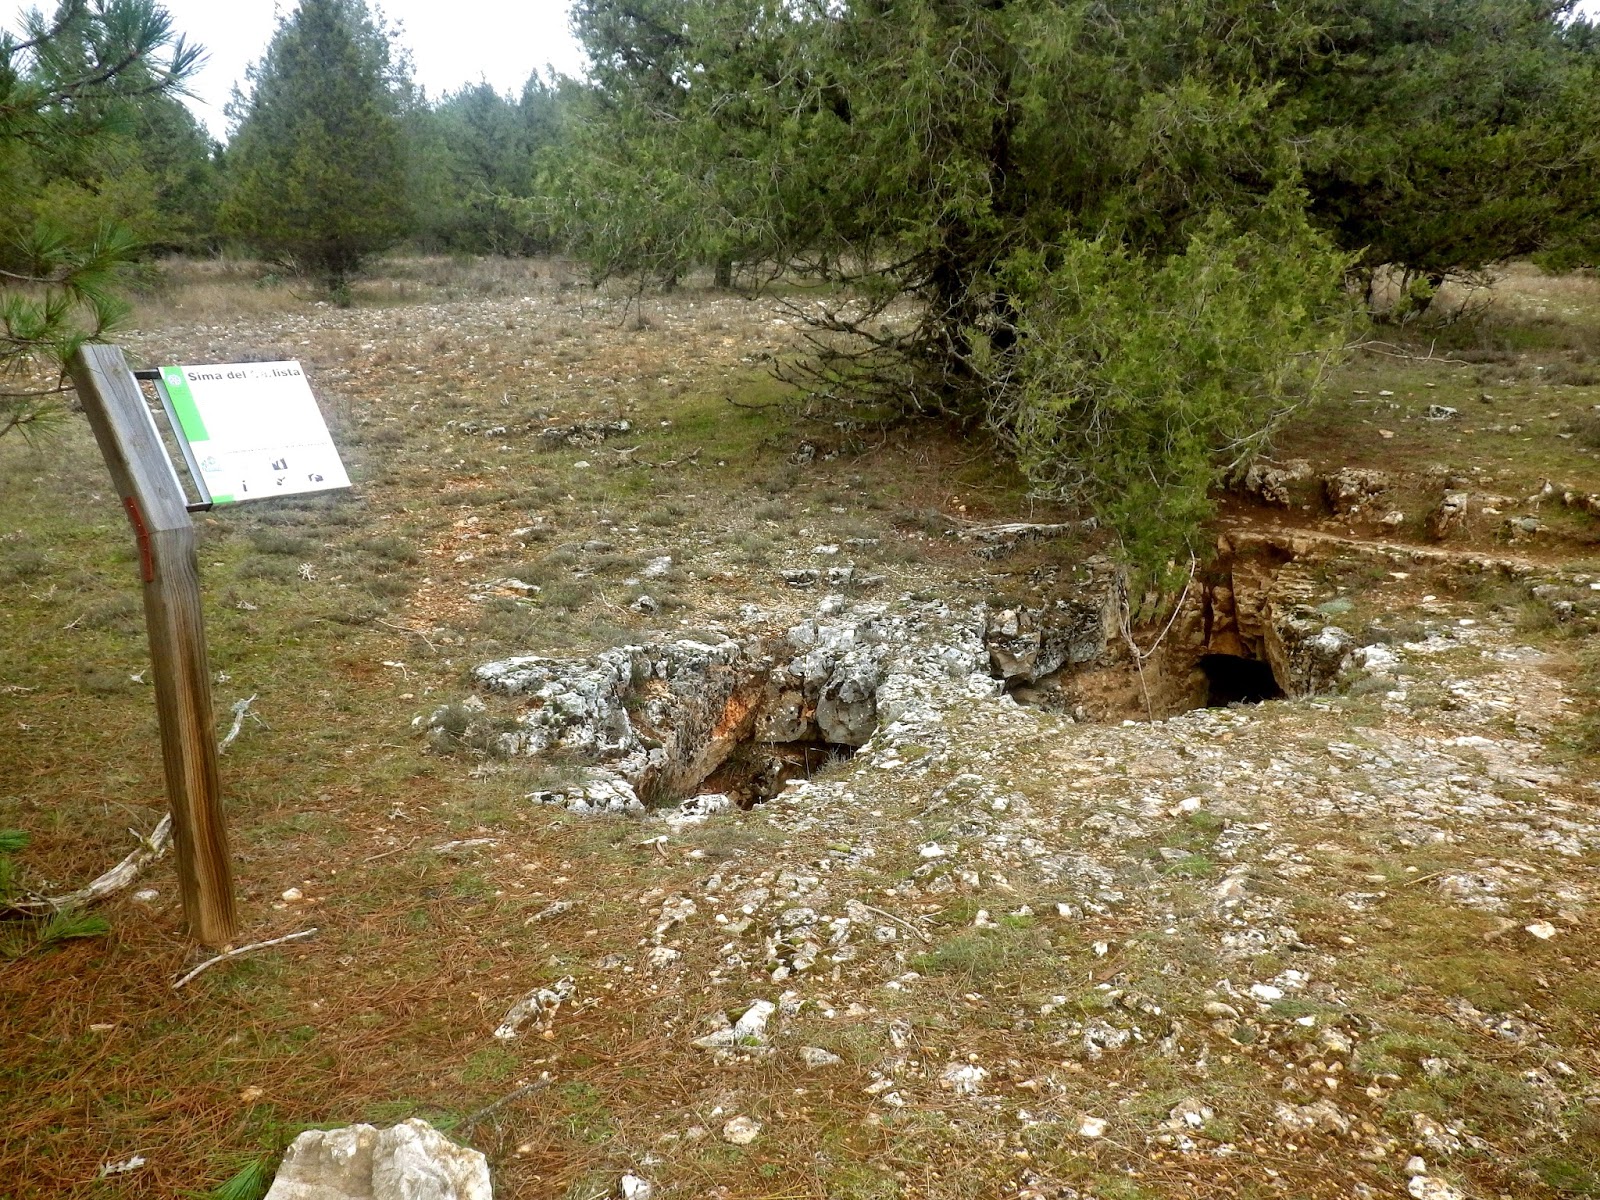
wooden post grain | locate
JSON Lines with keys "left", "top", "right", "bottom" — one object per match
{"left": 69, "top": 344, "right": 237, "bottom": 948}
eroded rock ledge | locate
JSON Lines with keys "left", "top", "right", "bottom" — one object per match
{"left": 423, "top": 545, "right": 1365, "bottom": 817}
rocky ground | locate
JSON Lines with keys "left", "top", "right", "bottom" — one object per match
{"left": 1, "top": 258, "right": 1597, "bottom": 1199}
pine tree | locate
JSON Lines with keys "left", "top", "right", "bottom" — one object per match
{"left": 219, "top": 0, "right": 412, "bottom": 291}
{"left": 0, "top": 0, "right": 202, "bottom": 439}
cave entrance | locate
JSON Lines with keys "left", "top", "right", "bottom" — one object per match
{"left": 1199, "top": 653, "right": 1284, "bottom": 708}
{"left": 692, "top": 737, "right": 858, "bottom": 809}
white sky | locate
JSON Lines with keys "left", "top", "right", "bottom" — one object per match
{"left": 2, "top": 1, "right": 588, "bottom": 139}
{"left": 8, "top": 0, "right": 1600, "bottom": 143}
{"left": 172, "top": 1, "right": 588, "bottom": 138}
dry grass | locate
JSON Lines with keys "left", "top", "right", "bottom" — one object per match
{"left": 0, "top": 256, "right": 1041, "bottom": 1197}
{"left": 3, "top": 257, "right": 1599, "bottom": 1199}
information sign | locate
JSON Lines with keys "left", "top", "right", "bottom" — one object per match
{"left": 158, "top": 360, "right": 350, "bottom": 505}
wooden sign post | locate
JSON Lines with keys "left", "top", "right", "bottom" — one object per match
{"left": 69, "top": 345, "right": 237, "bottom": 948}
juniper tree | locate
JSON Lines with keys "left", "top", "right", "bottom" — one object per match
{"left": 563, "top": 0, "right": 1356, "bottom": 569}
{"left": 219, "top": 0, "right": 412, "bottom": 292}
{"left": 562, "top": 0, "right": 1599, "bottom": 567}
{"left": 1292, "top": 0, "right": 1600, "bottom": 312}
{"left": 407, "top": 76, "right": 565, "bottom": 254}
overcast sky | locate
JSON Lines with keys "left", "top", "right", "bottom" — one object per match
{"left": 10, "top": 0, "right": 1600, "bottom": 142}
{"left": 158, "top": 1, "right": 588, "bottom": 138}
{"left": 0, "top": 1, "right": 585, "bottom": 139}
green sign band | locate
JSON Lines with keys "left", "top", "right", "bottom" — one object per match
{"left": 160, "top": 366, "right": 211, "bottom": 443}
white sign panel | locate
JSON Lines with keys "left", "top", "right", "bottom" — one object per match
{"left": 159, "top": 360, "right": 350, "bottom": 505}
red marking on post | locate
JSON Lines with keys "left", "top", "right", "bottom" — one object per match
{"left": 123, "top": 496, "right": 155, "bottom": 583}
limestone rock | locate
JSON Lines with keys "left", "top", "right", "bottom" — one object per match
{"left": 265, "top": 1119, "right": 491, "bottom": 1200}
{"left": 1427, "top": 492, "right": 1469, "bottom": 541}
{"left": 494, "top": 976, "right": 576, "bottom": 1040}
{"left": 1232, "top": 458, "right": 1312, "bottom": 507}
{"left": 815, "top": 657, "right": 882, "bottom": 746}
{"left": 1265, "top": 612, "right": 1354, "bottom": 697}
{"left": 1324, "top": 468, "right": 1392, "bottom": 516}
{"left": 463, "top": 637, "right": 756, "bottom": 802}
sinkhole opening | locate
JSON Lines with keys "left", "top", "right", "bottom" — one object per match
{"left": 1198, "top": 653, "right": 1284, "bottom": 708}
{"left": 689, "top": 736, "right": 859, "bottom": 809}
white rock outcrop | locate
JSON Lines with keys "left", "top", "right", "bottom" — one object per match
{"left": 264, "top": 1119, "right": 491, "bottom": 1200}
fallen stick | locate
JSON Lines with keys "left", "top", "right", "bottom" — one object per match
{"left": 376, "top": 618, "right": 438, "bottom": 651}
{"left": 10, "top": 814, "right": 173, "bottom": 914}
{"left": 459, "top": 1075, "right": 553, "bottom": 1129}
{"left": 15, "top": 693, "right": 265, "bottom": 914}
{"left": 859, "top": 902, "right": 933, "bottom": 944}
{"left": 218, "top": 694, "right": 258, "bottom": 754}
{"left": 361, "top": 837, "right": 418, "bottom": 864}
{"left": 172, "top": 927, "right": 318, "bottom": 990}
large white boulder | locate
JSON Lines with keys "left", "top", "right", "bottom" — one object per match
{"left": 264, "top": 1119, "right": 491, "bottom": 1200}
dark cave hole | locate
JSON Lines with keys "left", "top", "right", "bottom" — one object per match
{"left": 695, "top": 738, "right": 859, "bottom": 808}
{"left": 1199, "top": 653, "right": 1284, "bottom": 708}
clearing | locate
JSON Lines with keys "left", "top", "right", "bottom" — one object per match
{"left": 1, "top": 258, "right": 1598, "bottom": 1200}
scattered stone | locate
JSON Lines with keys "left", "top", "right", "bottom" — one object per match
{"left": 537, "top": 419, "right": 632, "bottom": 447}
{"left": 264, "top": 1119, "right": 491, "bottom": 1200}
{"left": 620, "top": 1174, "right": 654, "bottom": 1200}
{"left": 1077, "top": 1115, "right": 1108, "bottom": 1138}
{"left": 641, "top": 556, "right": 673, "bottom": 580}
{"left": 1407, "top": 1176, "right": 1467, "bottom": 1200}
{"left": 1525, "top": 920, "right": 1557, "bottom": 940}
{"left": 1275, "top": 1099, "right": 1351, "bottom": 1135}
{"left": 800, "top": 1047, "right": 842, "bottom": 1067}
{"left": 493, "top": 977, "right": 576, "bottom": 1041}
{"left": 722, "top": 1116, "right": 761, "bottom": 1145}
{"left": 939, "top": 1063, "right": 988, "bottom": 1095}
